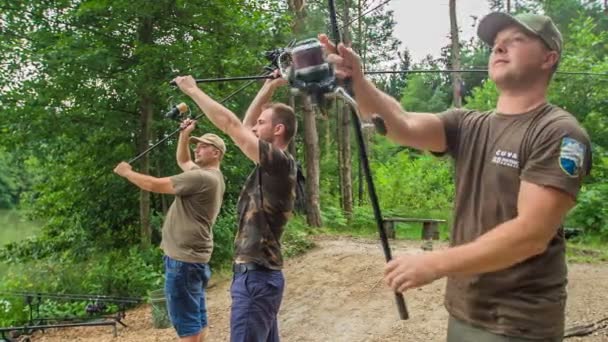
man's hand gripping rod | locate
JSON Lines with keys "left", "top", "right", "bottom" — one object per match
{"left": 128, "top": 72, "right": 269, "bottom": 164}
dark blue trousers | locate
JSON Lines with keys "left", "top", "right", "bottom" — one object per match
{"left": 230, "top": 269, "right": 285, "bottom": 342}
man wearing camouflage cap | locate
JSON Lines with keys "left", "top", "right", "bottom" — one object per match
{"left": 114, "top": 119, "right": 225, "bottom": 342}
{"left": 320, "top": 11, "right": 591, "bottom": 341}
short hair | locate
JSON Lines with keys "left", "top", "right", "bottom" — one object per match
{"left": 263, "top": 102, "right": 297, "bottom": 143}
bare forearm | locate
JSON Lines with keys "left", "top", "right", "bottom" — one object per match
{"left": 433, "top": 218, "right": 548, "bottom": 277}
{"left": 243, "top": 83, "right": 275, "bottom": 128}
{"left": 352, "top": 77, "right": 403, "bottom": 120}
{"left": 124, "top": 171, "right": 156, "bottom": 192}
{"left": 187, "top": 88, "right": 242, "bottom": 134}
{"left": 351, "top": 77, "right": 445, "bottom": 151}
{"left": 176, "top": 131, "right": 191, "bottom": 164}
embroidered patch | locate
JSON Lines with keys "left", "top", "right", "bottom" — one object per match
{"left": 559, "top": 137, "right": 585, "bottom": 177}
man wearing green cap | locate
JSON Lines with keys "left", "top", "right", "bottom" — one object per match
{"left": 320, "top": 11, "right": 591, "bottom": 342}
{"left": 114, "top": 119, "right": 225, "bottom": 342}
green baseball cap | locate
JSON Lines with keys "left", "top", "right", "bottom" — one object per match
{"left": 477, "top": 12, "right": 563, "bottom": 54}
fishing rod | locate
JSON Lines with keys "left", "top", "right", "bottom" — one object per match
{"left": 365, "top": 69, "right": 608, "bottom": 77}
{"left": 128, "top": 72, "right": 267, "bottom": 164}
{"left": 168, "top": 74, "right": 274, "bottom": 85}
{"left": 330, "top": 0, "right": 410, "bottom": 320}
{"left": 127, "top": 39, "right": 299, "bottom": 164}
{"left": 172, "top": 68, "right": 608, "bottom": 85}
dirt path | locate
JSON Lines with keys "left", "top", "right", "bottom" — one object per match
{"left": 32, "top": 236, "right": 608, "bottom": 341}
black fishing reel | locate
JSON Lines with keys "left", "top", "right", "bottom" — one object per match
{"left": 263, "top": 48, "right": 287, "bottom": 72}
{"left": 277, "top": 38, "right": 337, "bottom": 106}
{"left": 164, "top": 102, "right": 189, "bottom": 121}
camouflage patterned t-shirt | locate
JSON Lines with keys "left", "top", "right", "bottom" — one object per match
{"left": 234, "top": 140, "right": 297, "bottom": 270}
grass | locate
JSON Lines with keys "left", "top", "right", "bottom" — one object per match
{"left": 319, "top": 221, "right": 451, "bottom": 242}
{"left": 566, "top": 235, "right": 608, "bottom": 263}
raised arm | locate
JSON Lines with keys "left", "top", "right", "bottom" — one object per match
{"left": 319, "top": 34, "right": 447, "bottom": 153}
{"left": 176, "top": 118, "right": 197, "bottom": 172}
{"left": 173, "top": 76, "right": 260, "bottom": 163}
{"left": 243, "top": 70, "right": 287, "bottom": 129}
{"left": 113, "top": 162, "right": 175, "bottom": 194}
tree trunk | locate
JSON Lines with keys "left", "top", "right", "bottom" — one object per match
{"left": 288, "top": 94, "right": 297, "bottom": 157}
{"left": 136, "top": 18, "right": 154, "bottom": 248}
{"left": 339, "top": 0, "right": 353, "bottom": 219}
{"left": 137, "top": 96, "right": 152, "bottom": 248}
{"left": 357, "top": 0, "right": 365, "bottom": 206}
{"left": 156, "top": 156, "right": 169, "bottom": 214}
{"left": 340, "top": 104, "right": 353, "bottom": 218}
{"left": 303, "top": 97, "right": 322, "bottom": 227}
{"left": 336, "top": 101, "right": 344, "bottom": 210}
{"left": 507, "top": 0, "right": 511, "bottom": 13}
{"left": 289, "top": 0, "right": 321, "bottom": 226}
{"left": 449, "top": 0, "right": 462, "bottom": 108}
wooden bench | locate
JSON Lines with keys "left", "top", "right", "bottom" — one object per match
{"left": 382, "top": 217, "right": 447, "bottom": 250}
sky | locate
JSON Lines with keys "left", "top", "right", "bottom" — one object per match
{"left": 387, "top": 0, "right": 492, "bottom": 62}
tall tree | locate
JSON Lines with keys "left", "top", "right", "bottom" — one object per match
{"left": 449, "top": 0, "right": 463, "bottom": 107}
{"left": 302, "top": 98, "right": 323, "bottom": 226}
{"left": 339, "top": 0, "right": 354, "bottom": 219}
{"left": 288, "top": 0, "right": 323, "bottom": 226}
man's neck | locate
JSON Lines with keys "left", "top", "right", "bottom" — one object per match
{"left": 269, "top": 137, "right": 288, "bottom": 152}
{"left": 197, "top": 161, "right": 220, "bottom": 170}
{"left": 496, "top": 84, "right": 548, "bottom": 115}
{"left": 274, "top": 142, "right": 288, "bottom": 152}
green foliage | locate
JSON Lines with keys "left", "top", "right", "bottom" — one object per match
{"left": 568, "top": 183, "right": 608, "bottom": 240}
{"left": 463, "top": 79, "right": 499, "bottom": 111}
{"left": 321, "top": 205, "right": 348, "bottom": 229}
{"left": 208, "top": 209, "right": 237, "bottom": 271}
{"left": 0, "top": 246, "right": 161, "bottom": 326}
{"left": 0, "top": 0, "right": 290, "bottom": 259}
{"left": 0, "top": 150, "right": 20, "bottom": 209}
{"left": 457, "top": 40, "right": 491, "bottom": 100}
{"left": 372, "top": 150, "right": 454, "bottom": 218}
{"left": 282, "top": 215, "right": 315, "bottom": 258}
{"left": 400, "top": 73, "right": 450, "bottom": 113}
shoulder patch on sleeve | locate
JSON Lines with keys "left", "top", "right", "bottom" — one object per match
{"left": 559, "top": 137, "right": 586, "bottom": 177}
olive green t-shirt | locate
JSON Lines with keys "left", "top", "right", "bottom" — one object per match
{"left": 161, "top": 166, "right": 225, "bottom": 264}
{"left": 234, "top": 140, "right": 297, "bottom": 270}
{"left": 437, "top": 103, "right": 592, "bottom": 339}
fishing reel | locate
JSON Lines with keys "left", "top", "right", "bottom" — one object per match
{"left": 263, "top": 39, "right": 296, "bottom": 72}
{"left": 277, "top": 38, "right": 337, "bottom": 107}
{"left": 164, "top": 102, "right": 189, "bottom": 121}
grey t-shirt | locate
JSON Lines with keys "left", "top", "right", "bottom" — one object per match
{"left": 161, "top": 166, "right": 225, "bottom": 264}
{"left": 438, "top": 103, "right": 591, "bottom": 339}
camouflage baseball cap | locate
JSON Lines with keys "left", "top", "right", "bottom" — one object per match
{"left": 190, "top": 133, "right": 226, "bottom": 155}
{"left": 477, "top": 12, "right": 563, "bottom": 54}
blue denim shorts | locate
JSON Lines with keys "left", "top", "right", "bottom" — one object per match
{"left": 164, "top": 255, "right": 211, "bottom": 337}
